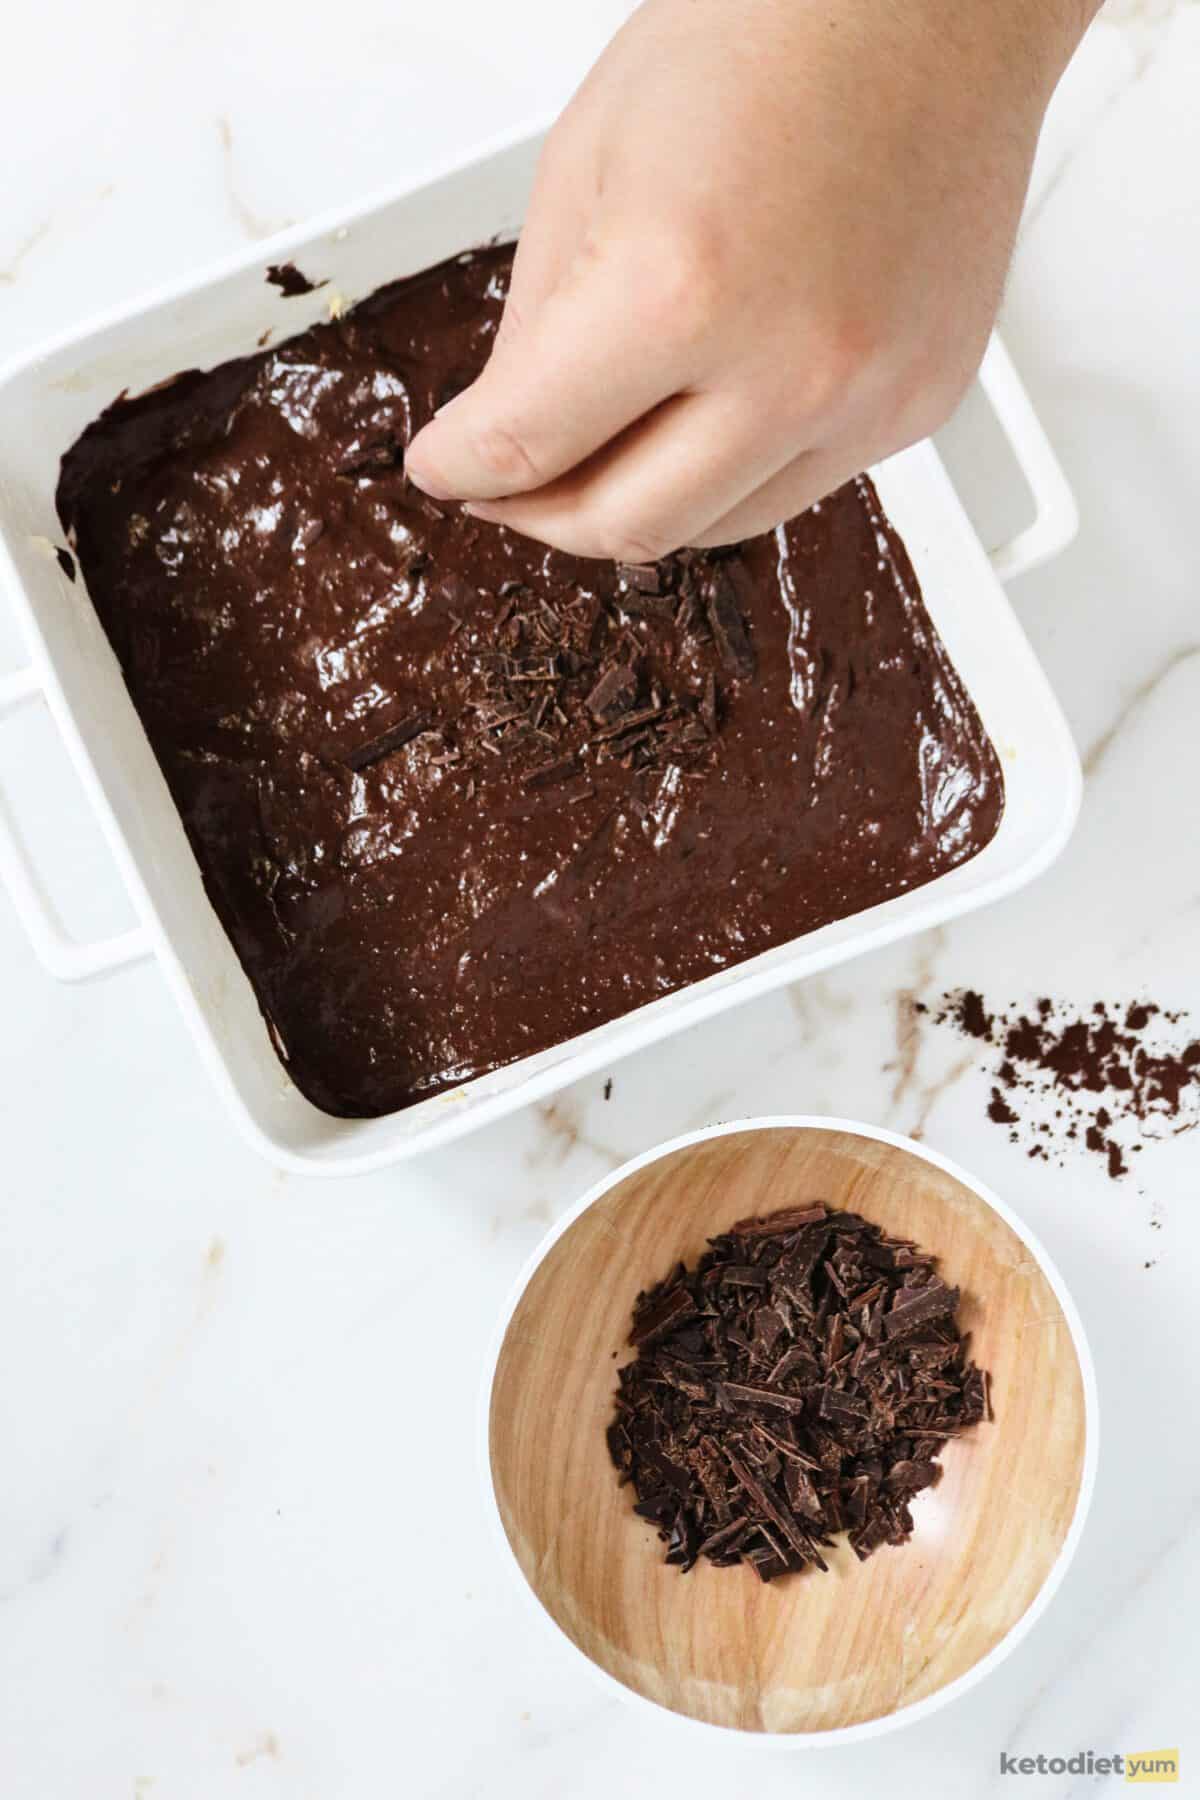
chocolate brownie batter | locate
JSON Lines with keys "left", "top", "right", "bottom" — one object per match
{"left": 57, "top": 245, "right": 1004, "bottom": 1117}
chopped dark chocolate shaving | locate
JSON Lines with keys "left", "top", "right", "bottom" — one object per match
{"left": 593, "top": 702, "right": 673, "bottom": 743}
{"left": 336, "top": 435, "right": 404, "bottom": 478}
{"left": 608, "top": 1202, "right": 989, "bottom": 1581}
{"left": 884, "top": 1277, "right": 959, "bottom": 1339}
{"left": 523, "top": 753, "right": 579, "bottom": 791}
{"left": 732, "top": 1203, "right": 827, "bottom": 1234}
{"left": 342, "top": 712, "right": 436, "bottom": 771}
{"left": 586, "top": 662, "right": 638, "bottom": 724}
{"left": 720, "top": 1381, "right": 808, "bottom": 1415}
{"left": 629, "top": 1280, "right": 699, "bottom": 1348}
{"left": 616, "top": 562, "right": 662, "bottom": 594}
{"left": 619, "top": 592, "right": 675, "bottom": 621}
{"left": 699, "top": 672, "right": 719, "bottom": 737}
{"left": 703, "top": 569, "right": 756, "bottom": 680}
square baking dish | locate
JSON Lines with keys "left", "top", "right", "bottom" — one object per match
{"left": 0, "top": 121, "right": 1081, "bottom": 1176}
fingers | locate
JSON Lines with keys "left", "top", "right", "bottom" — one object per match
{"left": 686, "top": 448, "right": 860, "bottom": 547}
{"left": 495, "top": 132, "right": 593, "bottom": 344}
{"left": 404, "top": 232, "right": 707, "bottom": 506}
{"left": 462, "top": 388, "right": 798, "bottom": 563}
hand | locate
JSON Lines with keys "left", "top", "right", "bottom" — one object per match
{"left": 404, "top": 0, "right": 1094, "bottom": 561}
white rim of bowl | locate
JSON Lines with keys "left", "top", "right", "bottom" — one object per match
{"left": 476, "top": 1114, "right": 1100, "bottom": 1749}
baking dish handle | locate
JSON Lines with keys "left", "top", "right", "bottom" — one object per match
{"left": 0, "top": 665, "right": 153, "bottom": 980}
{"left": 978, "top": 334, "right": 1079, "bottom": 583}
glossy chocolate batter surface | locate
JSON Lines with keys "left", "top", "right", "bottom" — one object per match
{"left": 58, "top": 246, "right": 1003, "bottom": 1117}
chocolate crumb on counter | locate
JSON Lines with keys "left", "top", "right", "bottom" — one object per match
{"left": 924, "top": 991, "right": 1200, "bottom": 1179}
{"left": 607, "top": 1203, "right": 989, "bottom": 1581}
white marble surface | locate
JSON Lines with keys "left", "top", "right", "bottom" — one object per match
{"left": 2, "top": 3, "right": 1199, "bottom": 1794}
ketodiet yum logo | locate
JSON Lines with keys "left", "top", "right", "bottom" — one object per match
{"left": 999, "top": 1748, "right": 1179, "bottom": 1782}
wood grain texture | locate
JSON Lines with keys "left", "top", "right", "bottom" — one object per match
{"left": 489, "top": 1126, "right": 1088, "bottom": 1733}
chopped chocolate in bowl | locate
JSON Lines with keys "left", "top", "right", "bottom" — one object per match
{"left": 57, "top": 243, "right": 1003, "bottom": 1119}
{"left": 608, "top": 1202, "right": 990, "bottom": 1580}
{"left": 487, "top": 1122, "right": 1092, "bottom": 1734}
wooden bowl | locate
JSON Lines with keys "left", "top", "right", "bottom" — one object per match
{"left": 484, "top": 1119, "right": 1095, "bottom": 1741}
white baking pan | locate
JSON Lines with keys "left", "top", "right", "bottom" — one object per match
{"left": 0, "top": 121, "right": 1081, "bottom": 1176}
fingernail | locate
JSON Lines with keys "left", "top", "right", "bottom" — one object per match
{"left": 463, "top": 501, "right": 503, "bottom": 523}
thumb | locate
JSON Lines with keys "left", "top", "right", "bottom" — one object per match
{"left": 404, "top": 234, "right": 698, "bottom": 504}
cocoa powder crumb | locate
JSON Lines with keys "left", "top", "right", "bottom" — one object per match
{"left": 928, "top": 992, "right": 1200, "bottom": 1181}
{"left": 987, "top": 1088, "right": 1018, "bottom": 1127}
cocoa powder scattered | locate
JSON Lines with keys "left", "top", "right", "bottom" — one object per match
{"left": 920, "top": 993, "right": 1200, "bottom": 1180}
